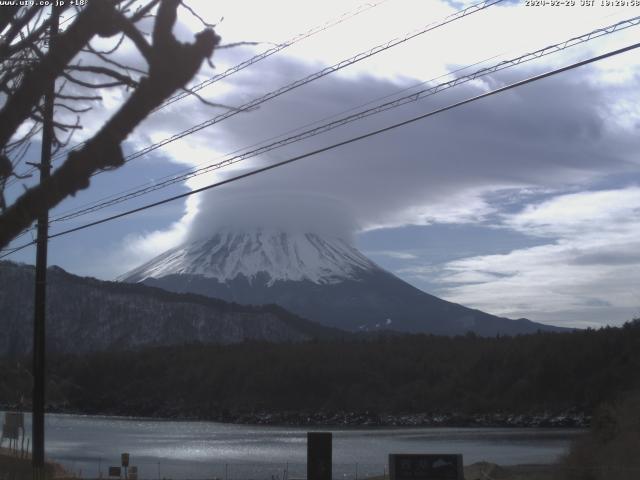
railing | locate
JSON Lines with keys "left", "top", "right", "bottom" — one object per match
{"left": 3, "top": 452, "right": 640, "bottom": 480}
{"left": 57, "top": 461, "right": 388, "bottom": 480}
{"left": 55, "top": 459, "right": 640, "bottom": 480}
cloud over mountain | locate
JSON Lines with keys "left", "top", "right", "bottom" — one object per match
{"left": 176, "top": 54, "right": 638, "bottom": 238}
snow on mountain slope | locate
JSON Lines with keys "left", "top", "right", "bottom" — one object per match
{"left": 121, "top": 229, "right": 570, "bottom": 336}
{"left": 122, "top": 230, "right": 378, "bottom": 286}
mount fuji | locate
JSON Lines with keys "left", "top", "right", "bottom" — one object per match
{"left": 121, "top": 229, "right": 567, "bottom": 336}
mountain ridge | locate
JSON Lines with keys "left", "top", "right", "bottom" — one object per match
{"left": 122, "top": 229, "right": 570, "bottom": 336}
{"left": 0, "top": 260, "right": 345, "bottom": 356}
{"left": 122, "top": 230, "right": 377, "bottom": 285}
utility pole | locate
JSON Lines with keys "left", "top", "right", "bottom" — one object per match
{"left": 32, "top": 5, "right": 59, "bottom": 479}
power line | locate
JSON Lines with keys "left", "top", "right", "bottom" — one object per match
{"left": 47, "top": 58, "right": 504, "bottom": 223}
{"left": 47, "top": 54, "right": 510, "bottom": 224}
{"left": 115, "top": 0, "right": 502, "bottom": 167}
{"left": 45, "top": 14, "right": 640, "bottom": 225}
{"left": 6, "top": 10, "right": 637, "bottom": 245}
{"left": 3, "top": 39, "right": 638, "bottom": 259}
{"left": 45, "top": 0, "right": 388, "bottom": 166}
{"left": 157, "top": 0, "right": 388, "bottom": 111}
{"left": 8, "top": 0, "right": 499, "bottom": 192}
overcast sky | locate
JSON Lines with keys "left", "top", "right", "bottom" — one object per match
{"left": 5, "top": 0, "right": 640, "bottom": 328}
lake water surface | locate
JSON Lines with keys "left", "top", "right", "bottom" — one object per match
{"left": 13, "top": 413, "right": 584, "bottom": 479}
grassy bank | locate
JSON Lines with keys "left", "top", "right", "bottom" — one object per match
{"left": 0, "top": 448, "right": 72, "bottom": 480}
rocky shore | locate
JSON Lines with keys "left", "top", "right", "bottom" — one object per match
{"left": 201, "top": 410, "right": 591, "bottom": 428}
{"left": 3, "top": 403, "right": 590, "bottom": 428}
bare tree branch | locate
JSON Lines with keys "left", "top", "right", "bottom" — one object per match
{"left": 61, "top": 71, "right": 130, "bottom": 89}
{"left": 29, "top": 112, "right": 82, "bottom": 131}
{"left": 131, "top": 0, "right": 161, "bottom": 23}
{"left": 65, "top": 64, "right": 139, "bottom": 88}
{"left": 84, "top": 43, "right": 147, "bottom": 75}
{"left": 86, "top": 32, "right": 126, "bottom": 55}
{"left": 54, "top": 103, "right": 92, "bottom": 114}
{"left": 0, "top": 5, "right": 20, "bottom": 34}
{"left": 0, "top": 6, "right": 45, "bottom": 61}
{"left": 5, "top": 121, "right": 40, "bottom": 152}
{"left": 181, "top": 86, "right": 247, "bottom": 112}
{"left": 117, "top": 14, "right": 153, "bottom": 63}
{"left": 180, "top": 1, "right": 215, "bottom": 28}
{"left": 55, "top": 93, "right": 103, "bottom": 101}
{"left": 217, "top": 41, "right": 262, "bottom": 49}
{"left": 0, "top": 1, "right": 120, "bottom": 151}
{"left": 0, "top": 0, "right": 220, "bottom": 248}
{"left": 4, "top": 16, "right": 53, "bottom": 60}
{"left": 152, "top": 0, "right": 178, "bottom": 50}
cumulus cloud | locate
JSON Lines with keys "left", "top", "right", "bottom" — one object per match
{"left": 188, "top": 192, "right": 357, "bottom": 240}
{"left": 58, "top": 0, "right": 637, "bottom": 330}
{"left": 167, "top": 55, "right": 638, "bottom": 241}
{"left": 435, "top": 187, "right": 640, "bottom": 327}
{"left": 505, "top": 188, "right": 640, "bottom": 238}
{"left": 366, "top": 251, "right": 419, "bottom": 260}
{"left": 90, "top": 0, "right": 640, "bottom": 260}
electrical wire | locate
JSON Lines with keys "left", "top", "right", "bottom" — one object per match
{"left": 7, "top": 0, "right": 499, "bottom": 196}
{"left": 45, "top": 14, "right": 640, "bottom": 225}
{"left": 2, "top": 0, "right": 502, "bottom": 242}
{"left": 46, "top": 0, "right": 388, "bottom": 165}
{"left": 3, "top": 39, "right": 638, "bottom": 259}
{"left": 113, "top": 0, "right": 503, "bottom": 168}
{"left": 157, "top": 0, "right": 389, "bottom": 111}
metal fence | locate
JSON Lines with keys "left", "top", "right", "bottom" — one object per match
{"left": 58, "top": 461, "right": 389, "bottom": 480}
{"left": 3, "top": 453, "right": 640, "bottom": 480}
{"left": 56, "top": 459, "right": 640, "bottom": 480}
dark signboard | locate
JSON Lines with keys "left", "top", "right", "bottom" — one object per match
{"left": 2, "top": 423, "right": 18, "bottom": 440}
{"left": 389, "top": 454, "right": 463, "bottom": 480}
{"left": 5, "top": 412, "right": 24, "bottom": 429}
{"left": 307, "top": 432, "right": 332, "bottom": 480}
{"left": 121, "top": 453, "right": 130, "bottom": 467}
{"left": 108, "top": 467, "right": 121, "bottom": 477}
{"left": 2, "top": 412, "right": 24, "bottom": 439}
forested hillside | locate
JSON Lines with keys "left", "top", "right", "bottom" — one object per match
{"left": 0, "top": 261, "right": 343, "bottom": 355}
{"left": 1, "top": 321, "right": 638, "bottom": 423}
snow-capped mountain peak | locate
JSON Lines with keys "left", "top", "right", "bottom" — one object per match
{"left": 120, "top": 229, "right": 569, "bottom": 336}
{"left": 122, "top": 230, "right": 378, "bottom": 285}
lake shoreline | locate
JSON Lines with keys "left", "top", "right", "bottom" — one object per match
{"left": 3, "top": 404, "right": 591, "bottom": 428}
{"left": 0, "top": 411, "right": 583, "bottom": 479}
{"left": 0, "top": 450, "right": 563, "bottom": 480}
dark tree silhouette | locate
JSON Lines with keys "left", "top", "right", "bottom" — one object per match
{"left": 0, "top": 0, "right": 220, "bottom": 249}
